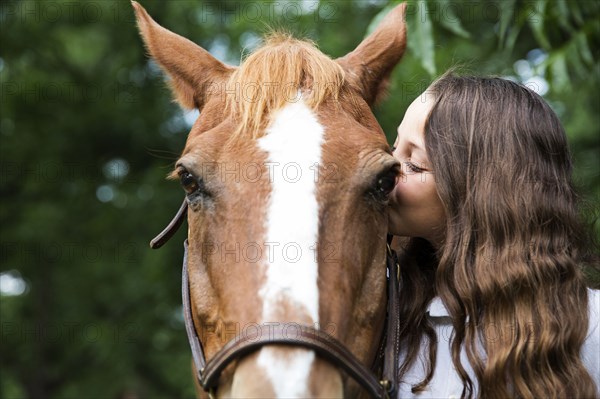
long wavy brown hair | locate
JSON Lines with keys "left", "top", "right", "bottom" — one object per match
{"left": 397, "top": 74, "right": 598, "bottom": 398}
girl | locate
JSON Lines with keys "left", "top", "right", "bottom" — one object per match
{"left": 388, "top": 74, "right": 599, "bottom": 398}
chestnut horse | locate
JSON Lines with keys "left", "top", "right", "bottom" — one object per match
{"left": 133, "top": 2, "right": 406, "bottom": 397}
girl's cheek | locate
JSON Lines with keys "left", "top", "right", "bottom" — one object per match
{"left": 397, "top": 178, "right": 423, "bottom": 204}
{"left": 391, "top": 179, "right": 414, "bottom": 205}
{"left": 389, "top": 181, "right": 403, "bottom": 205}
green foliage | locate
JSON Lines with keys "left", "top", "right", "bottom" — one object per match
{"left": 1, "top": 1, "right": 598, "bottom": 398}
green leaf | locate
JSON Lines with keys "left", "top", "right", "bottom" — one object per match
{"left": 571, "top": 0, "right": 584, "bottom": 25}
{"left": 433, "top": 0, "right": 470, "bottom": 39}
{"left": 504, "top": 21, "right": 523, "bottom": 53}
{"left": 575, "top": 33, "right": 594, "bottom": 67}
{"left": 498, "top": 0, "right": 517, "bottom": 49}
{"left": 528, "top": 0, "right": 551, "bottom": 50}
{"left": 550, "top": 54, "right": 569, "bottom": 92}
{"left": 554, "top": 0, "right": 574, "bottom": 33}
{"left": 409, "top": 0, "right": 436, "bottom": 77}
{"left": 567, "top": 41, "right": 587, "bottom": 79}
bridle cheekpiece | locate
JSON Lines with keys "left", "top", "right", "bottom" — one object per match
{"left": 150, "top": 198, "right": 401, "bottom": 398}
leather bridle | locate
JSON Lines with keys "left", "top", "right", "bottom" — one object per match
{"left": 150, "top": 199, "right": 401, "bottom": 398}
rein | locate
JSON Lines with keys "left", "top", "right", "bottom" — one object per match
{"left": 150, "top": 199, "right": 401, "bottom": 398}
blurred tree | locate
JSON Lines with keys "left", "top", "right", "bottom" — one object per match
{"left": 0, "top": 1, "right": 598, "bottom": 398}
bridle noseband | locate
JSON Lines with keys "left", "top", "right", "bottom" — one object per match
{"left": 150, "top": 199, "right": 401, "bottom": 398}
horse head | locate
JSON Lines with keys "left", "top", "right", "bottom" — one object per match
{"left": 133, "top": 2, "right": 406, "bottom": 397}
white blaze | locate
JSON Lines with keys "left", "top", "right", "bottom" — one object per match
{"left": 256, "top": 99, "right": 323, "bottom": 397}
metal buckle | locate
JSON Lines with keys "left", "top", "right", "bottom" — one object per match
{"left": 380, "top": 379, "right": 392, "bottom": 399}
{"left": 386, "top": 243, "right": 400, "bottom": 281}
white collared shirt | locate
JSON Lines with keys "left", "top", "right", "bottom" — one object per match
{"left": 397, "top": 289, "right": 600, "bottom": 398}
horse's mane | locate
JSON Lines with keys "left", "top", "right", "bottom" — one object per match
{"left": 226, "top": 33, "right": 346, "bottom": 139}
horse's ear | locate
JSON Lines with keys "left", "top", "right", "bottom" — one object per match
{"left": 337, "top": 3, "right": 407, "bottom": 106}
{"left": 132, "top": 1, "right": 234, "bottom": 110}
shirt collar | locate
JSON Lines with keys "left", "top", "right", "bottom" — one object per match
{"left": 427, "top": 296, "right": 450, "bottom": 318}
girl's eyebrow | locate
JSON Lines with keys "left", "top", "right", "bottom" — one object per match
{"left": 407, "top": 140, "right": 424, "bottom": 151}
{"left": 395, "top": 132, "right": 425, "bottom": 153}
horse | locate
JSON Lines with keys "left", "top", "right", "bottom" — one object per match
{"left": 132, "top": 2, "right": 407, "bottom": 397}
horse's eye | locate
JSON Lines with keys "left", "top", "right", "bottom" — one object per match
{"left": 376, "top": 173, "right": 397, "bottom": 195}
{"left": 371, "top": 166, "right": 399, "bottom": 202}
{"left": 180, "top": 171, "right": 199, "bottom": 194}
